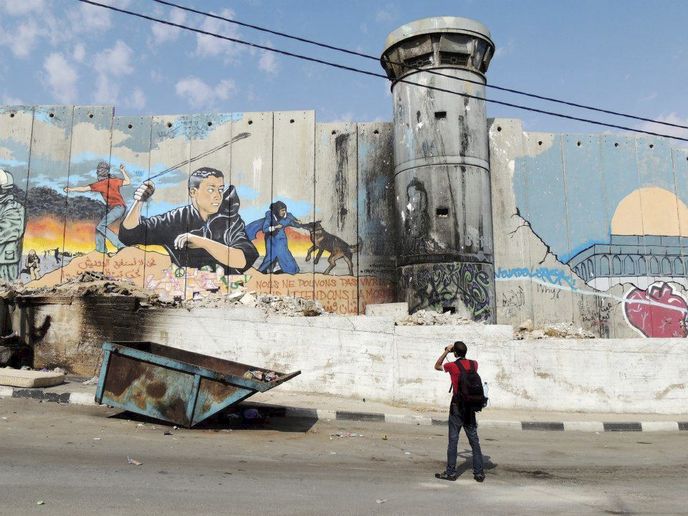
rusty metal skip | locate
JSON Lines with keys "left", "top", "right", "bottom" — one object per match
{"left": 95, "top": 341, "right": 300, "bottom": 427}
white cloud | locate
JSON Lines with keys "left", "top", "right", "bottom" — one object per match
{"left": 258, "top": 44, "right": 278, "bottom": 74}
{"left": 43, "top": 53, "right": 78, "bottom": 103}
{"left": 375, "top": 5, "right": 398, "bottom": 23}
{"left": 175, "top": 76, "right": 237, "bottom": 109}
{"left": 6, "top": 20, "right": 40, "bottom": 58}
{"left": 194, "top": 9, "right": 243, "bottom": 62}
{"left": 94, "top": 40, "right": 134, "bottom": 75}
{"left": 125, "top": 88, "right": 146, "bottom": 110}
{"left": 151, "top": 7, "right": 187, "bottom": 45}
{"left": 637, "top": 113, "right": 688, "bottom": 145}
{"left": 0, "top": 0, "right": 46, "bottom": 16}
{"left": 69, "top": 3, "right": 112, "bottom": 33}
{"left": 494, "top": 39, "right": 515, "bottom": 60}
{"left": 92, "top": 40, "right": 135, "bottom": 104}
{"left": 73, "top": 43, "right": 86, "bottom": 63}
{"left": 1, "top": 93, "right": 24, "bottom": 105}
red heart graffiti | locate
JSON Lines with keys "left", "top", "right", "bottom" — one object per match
{"left": 624, "top": 282, "right": 688, "bottom": 338}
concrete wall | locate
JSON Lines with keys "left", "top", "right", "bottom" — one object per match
{"left": 18, "top": 300, "right": 688, "bottom": 414}
{"left": 489, "top": 118, "right": 688, "bottom": 339}
{"left": 0, "top": 106, "right": 396, "bottom": 314}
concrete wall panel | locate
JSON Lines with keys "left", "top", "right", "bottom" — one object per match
{"left": 110, "top": 115, "right": 153, "bottom": 288}
{"left": 357, "top": 122, "right": 396, "bottom": 312}
{"left": 26, "top": 106, "right": 74, "bottom": 283}
{"left": 0, "top": 106, "right": 34, "bottom": 284}
{"left": 271, "top": 111, "right": 315, "bottom": 299}
{"left": 315, "top": 122, "right": 359, "bottom": 313}
{"left": 230, "top": 112, "right": 274, "bottom": 292}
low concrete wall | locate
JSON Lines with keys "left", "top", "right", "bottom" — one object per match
{"left": 12, "top": 299, "right": 688, "bottom": 414}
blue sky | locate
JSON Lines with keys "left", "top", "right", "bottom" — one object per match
{"left": 1, "top": 0, "right": 686, "bottom": 139}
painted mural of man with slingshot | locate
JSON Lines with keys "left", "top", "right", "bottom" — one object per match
{"left": 118, "top": 132, "right": 259, "bottom": 275}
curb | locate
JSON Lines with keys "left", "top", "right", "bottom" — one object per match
{"left": 1, "top": 387, "right": 686, "bottom": 432}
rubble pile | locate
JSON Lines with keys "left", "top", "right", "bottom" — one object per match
{"left": 396, "top": 309, "right": 475, "bottom": 326}
{"left": 514, "top": 319, "right": 596, "bottom": 339}
{"left": 182, "top": 288, "right": 325, "bottom": 317}
{"left": 1, "top": 272, "right": 161, "bottom": 304}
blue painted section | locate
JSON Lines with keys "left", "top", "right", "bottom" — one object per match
{"left": 513, "top": 134, "right": 687, "bottom": 261}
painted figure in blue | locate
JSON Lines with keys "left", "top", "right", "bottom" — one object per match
{"left": 248, "top": 201, "right": 303, "bottom": 274}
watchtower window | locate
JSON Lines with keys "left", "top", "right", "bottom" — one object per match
{"left": 439, "top": 52, "right": 469, "bottom": 66}
{"left": 404, "top": 52, "right": 433, "bottom": 69}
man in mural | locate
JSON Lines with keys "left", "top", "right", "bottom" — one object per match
{"left": 64, "top": 161, "right": 130, "bottom": 254}
{"left": 433, "top": 341, "right": 485, "bottom": 483}
{"left": 0, "top": 169, "right": 25, "bottom": 283}
{"left": 119, "top": 167, "right": 258, "bottom": 274}
{"left": 246, "top": 201, "right": 303, "bottom": 274}
{"left": 21, "top": 250, "right": 41, "bottom": 281}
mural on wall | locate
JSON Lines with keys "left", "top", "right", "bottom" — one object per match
{"left": 0, "top": 170, "right": 25, "bottom": 282}
{"left": 497, "top": 128, "right": 688, "bottom": 337}
{"left": 0, "top": 106, "right": 395, "bottom": 314}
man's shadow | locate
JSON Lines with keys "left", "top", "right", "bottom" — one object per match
{"left": 454, "top": 449, "right": 497, "bottom": 478}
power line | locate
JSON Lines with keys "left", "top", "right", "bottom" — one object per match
{"left": 77, "top": 0, "right": 688, "bottom": 143}
{"left": 151, "top": 0, "right": 688, "bottom": 133}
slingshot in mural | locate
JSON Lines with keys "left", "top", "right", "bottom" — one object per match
{"left": 118, "top": 167, "right": 259, "bottom": 274}
{"left": 0, "top": 169, "right": 25, "bottom": 282}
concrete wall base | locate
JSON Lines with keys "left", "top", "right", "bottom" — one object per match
{"left": 12, "top": 299, "right": 688, "bottom": 414}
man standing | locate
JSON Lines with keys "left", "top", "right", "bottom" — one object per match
{"left": 434, "top": 340, "right": 485, "bottom": 482}
{"left": 64, "top": 161, "right": 130, "bottom": 254}
{"left": 0, "top": 169, "right": 25, "bottom": 282}
{"left": 119, "top": 167, "right": 258, "bottom": 273}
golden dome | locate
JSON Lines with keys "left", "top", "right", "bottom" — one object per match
{"left": 611, "top": 187, "right": 688, "bottom": 236}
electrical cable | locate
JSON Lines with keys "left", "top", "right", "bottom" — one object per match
{"left": 77, "top": 0, "right": 688, "bottom": 142}
{"left": 151, "top": 0, "right": 688, "bottom": 132}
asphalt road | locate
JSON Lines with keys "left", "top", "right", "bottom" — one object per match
{"left": 0, "top": 398, "right": 686, "bottom": 515}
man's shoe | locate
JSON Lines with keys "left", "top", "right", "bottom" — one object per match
{"left": 435, "top": 471, "right": 458, "bottom": 481}
{"left": 474, "top": 473, "right": 485, "bottom": 482}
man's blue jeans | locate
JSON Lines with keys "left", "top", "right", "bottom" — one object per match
{"left": 95, "top": 204, "right": 126, "bottom": 253}
{"left": 447, "top": 401, "right": 484, "bottom": 476}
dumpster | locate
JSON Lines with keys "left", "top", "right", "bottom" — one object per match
{"left": 95, "top": 341, "right": 300, "bottom": 427}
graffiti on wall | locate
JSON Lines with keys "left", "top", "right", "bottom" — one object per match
{"left": 623, "top": 282, "right": 688, "bottom": 338}
{"left": 0, "top": 107, "right": 396, "bottom": 314}
{"left": 400, "top": 262, "right": 492, "bottom": 320}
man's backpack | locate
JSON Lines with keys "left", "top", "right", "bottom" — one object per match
{"left": 454, "top": 360, "right": 488, "bottom": 412}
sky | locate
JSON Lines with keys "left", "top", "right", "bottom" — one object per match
{"left": 0, "top": 0, "right": 687, "bottom": 141}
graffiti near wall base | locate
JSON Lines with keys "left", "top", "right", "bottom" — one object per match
{"left": 399, "top": 262, "right": 493, "bottom": 321}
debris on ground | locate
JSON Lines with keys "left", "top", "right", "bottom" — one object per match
{"left": 127, "top": 456, "right": 143, "bottom": 466}
{"left": 82, "top": 376, "right": 99, "bottom": 385}
{"left": 329, "top": 432, "right": 364, "bottom": 439}
{"left": 514, "top": 321, "right": 596, "bottom": 340}
{"left": 396, "top": 309, "right": 476, "bottom": 326}
{"left": 181, "top": 290, "right": 325, "bottom": 317}
{"left": 376, "top": 499, "right": 387, "bottom": 505}
{"left": 242, "top": 370, "right": 279, "bottom": 382}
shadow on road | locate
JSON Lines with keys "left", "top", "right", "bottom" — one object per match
{"left": 108, "top": 401, "right": 317, "bottom": 433}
